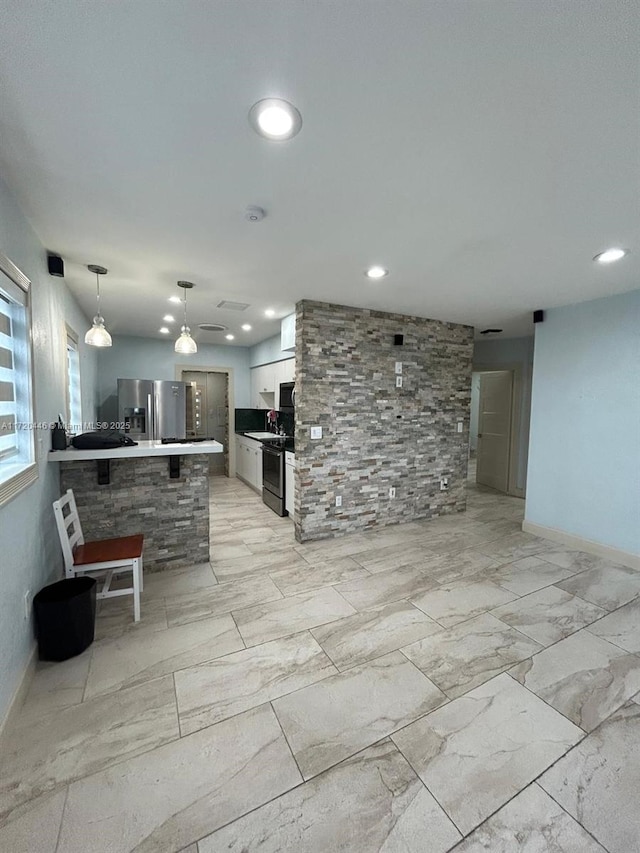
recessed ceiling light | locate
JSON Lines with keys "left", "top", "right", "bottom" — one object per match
{"left": 241, "top": 323, "right": 252, "bottom": 331}
{"left": 265, "top": 308, "right": 276, "bottom": 317}
{"left": 163, "top": 314, "right": 175, "bottom": 323}
{"left": 593, "top": 248, "right": 629, "bottom": 264}
{"left": 225, "top": 334, "right": 235, "bottom": 340}
{"left": 168, "top": 295, "right": 182, "bottom": 304}
{"left": 159, "top": 327, "right": 170, "bottom": 334}
{"left": 365, "top": 266, "right": 388, "bottom": 279}
{"left": 249, "top": 98, "right": 302, "bottom": 141}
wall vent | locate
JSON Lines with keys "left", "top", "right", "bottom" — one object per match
{"left": 217, "top": 300, "right": 249, "bottom": 311}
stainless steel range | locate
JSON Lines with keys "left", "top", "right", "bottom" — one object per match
{"left": 262, "top": 441, "right": 287, "bottom": 516}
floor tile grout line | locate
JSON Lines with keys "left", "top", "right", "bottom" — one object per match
{"left": 53, "top": 785, "right": 70, "bottom": 853}
{"left": 189, "top": 733, "right": 415, "bottom": 849}
{"left": 534, "top": 781, "right": 614, "bottom": 853}
{"left": 503, "top": 670, "right": 590, "bottom": 736}
{"left": 269, "top": 699, "right": 306, "bottom": 782}
{"left": 172, "top": 671, "right": 184, "bottom": 739}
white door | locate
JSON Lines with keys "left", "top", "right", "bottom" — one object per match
{"left": 476, "top": 370, "right": 513, "bottom": 493}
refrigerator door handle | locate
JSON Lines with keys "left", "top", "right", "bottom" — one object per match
{"left": 155, "top": 393, "right": 160, "bottom": 440}
{"left": 147, "top": 393, "right": 153, "bottom": 441}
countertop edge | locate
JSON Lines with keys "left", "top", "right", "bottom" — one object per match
{"left": 48, "top": 440, "right": 224, "bottom": 461}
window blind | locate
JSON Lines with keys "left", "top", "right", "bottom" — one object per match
{"left": 0, "top": 294, "right": 17, "bottom": 458}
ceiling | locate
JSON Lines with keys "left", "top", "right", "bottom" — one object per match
{"left": 0, "top": 0, "right": 638, "bottom": 345}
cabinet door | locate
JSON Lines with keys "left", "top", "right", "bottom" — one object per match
{"left": 235, "top": 436, "right": 243, "bottom": 479}
{"left": 250, "top": 369, "right": 260, "bottom": 409}
{"left": 281, "top": 358, "right": 295, "bottom": 384}
{"left": 252, "top": 447, "right": 262, "bottom": 490}
{"left": 285, "top": 461, "right": 294, "bottom": 518}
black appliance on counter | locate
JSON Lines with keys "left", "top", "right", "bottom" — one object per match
{"left": 262, "top": 439, "right": 287, "bottom": 516}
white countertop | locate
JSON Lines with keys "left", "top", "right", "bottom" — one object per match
{"left": 48, "top": 439, "right": 224, "bottom": 462}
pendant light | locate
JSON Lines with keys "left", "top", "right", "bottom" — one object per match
{"left": 174, "top": 281, "right": 197, "bottom": 354}
{"left": 84, "top": 265, "right": 112, "bottom": 347}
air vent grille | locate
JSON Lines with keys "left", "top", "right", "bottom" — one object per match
{"left": 198, "top": 323, "right": 228, "bottom": 332}
{"left": 216, "top": 300, "right": 250, "bottom": 311}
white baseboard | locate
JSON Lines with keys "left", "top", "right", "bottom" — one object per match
{"left": 0, "top": 642, "right": 37, "bottom": 743}
{"left": 522, "top": 521, "right": 640, "bottom": 571}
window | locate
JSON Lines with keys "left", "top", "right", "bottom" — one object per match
{"left": 65, "top": 327, "right": 82, "bottom": 433}
{"left": 0, "top": 252, "right": 36, "bottom": 506}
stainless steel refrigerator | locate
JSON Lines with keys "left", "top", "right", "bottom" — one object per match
{"left": 118, "top": 379, "right": 187, "bottom": 440}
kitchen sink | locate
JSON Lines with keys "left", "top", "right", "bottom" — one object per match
{"left": 244, "top": 431, "right": 281, "bottom": 440}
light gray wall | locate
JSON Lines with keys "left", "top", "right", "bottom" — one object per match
{"left": 249, "top": 333, "right": 292, "bottom": 368}
{"left": 0, "top": 175, "right": 98, "bottom": 725}
{"left": 526, "top": 290, "right": 640, "bottom": 556}
{"left": 96, "top": 336, "right": 252, "bottom": 420}
{"left": 473, "top": 336, "right": 534, "bottom": 493}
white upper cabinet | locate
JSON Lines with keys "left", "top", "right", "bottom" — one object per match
{"left": 250, "top": 358, "right": 295, "bottom": 408}
{"left": 280, "top": 313, "right": 296, "bottom": 352}
{"left": 279, "top": 358, "right": 295, "bottom": 384}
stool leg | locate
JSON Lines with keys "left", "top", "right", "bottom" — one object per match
{"left": 132, "top": 559, "right": 141, "bottom": 622}
{"left": 139, "top": 554, "right": 144, "bottom": 592}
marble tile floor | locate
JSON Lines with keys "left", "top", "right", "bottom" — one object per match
{"left": 1, "top": 474, "right": 639, "bottom": 851}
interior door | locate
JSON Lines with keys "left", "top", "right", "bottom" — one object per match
{"left": 182, "top": 370, "right": 228, "bottom": 475}
{"left": 476, "top": 370, "right": 513, "bottom": 493}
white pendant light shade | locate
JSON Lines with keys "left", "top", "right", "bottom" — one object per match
{"left": 175, "top": 325, "right": 197, "bottom": 354}
{"left": 85, "top": 265, "right": 112, "bottom": 348}
{"left": 85, "top": 316, "right": 112, "bottom": 347}
{"left": 174, "top": 281, "right": 197, "bottom": 354}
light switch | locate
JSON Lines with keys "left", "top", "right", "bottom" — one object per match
{"left": 310, "top": 426, "right": 322, "bottom": 439}
{"left": 395, "top": 376, "right": 403, "bottom": 388}
{"left": 457, "top": 421, "right": 463, "bottom": 433}
{"left": 395, "top": 361, "right": 403, "bottom": 374}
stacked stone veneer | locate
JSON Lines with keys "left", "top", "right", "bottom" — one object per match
{"left": 59, "top": 455, "right": 210, "bottom": 571}
{"left": 294, "top": 300, "right": 474, "bottom": 542}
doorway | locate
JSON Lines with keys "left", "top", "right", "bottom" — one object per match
{"left": 181, "top": 370, "right": 229, "bottom": 476}
{"left": 475, "top": 370, "right": 513, "bottom": 492}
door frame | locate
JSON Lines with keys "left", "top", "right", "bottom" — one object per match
{"left": 175, "top": 364, "right": 236, "bottom": 477}
{"left": 473, "top": 363, "right": 524, "bottom": 498}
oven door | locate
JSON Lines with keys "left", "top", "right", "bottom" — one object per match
{"left": 262, "top": 445, "right": 284, "bottom": 498}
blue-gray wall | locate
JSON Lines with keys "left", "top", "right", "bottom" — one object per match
{"left": 249, "top": 333, "right": 292, "bottom": 367}
{"left": 96, "top": 336, "right": 252, "bottom": 419}
{"left": 473, "top": 336, "right": 534, "bottom": 493}
{"left": 0, "top": 176, "right": 98, "bottom": 725}
{"left": 526, "top": 290, "right": 640, "bottom": 555}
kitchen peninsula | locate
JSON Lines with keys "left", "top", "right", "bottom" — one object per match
{"left": 49, "top": 440, "right": 223, "bottom": 571}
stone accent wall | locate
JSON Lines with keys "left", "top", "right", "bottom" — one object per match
{"left": 294, "top": 300, "right": 473, "bottom": 542}
{"left": 59, "top": 455, "right": 210, "bottom": 571}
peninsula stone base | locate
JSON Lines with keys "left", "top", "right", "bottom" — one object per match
{"left": 59, "top": 455, "right": 210, "bottom": 572}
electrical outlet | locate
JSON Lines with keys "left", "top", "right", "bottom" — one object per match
{"left": 395, "top": 361, "right": 403, "bottom": 374}
{"left": 335, "top": 495, "right": 342, "bottom": 507}
{"left": 24, "top": 590, "right": 31, "bottom": 620}
{"left": 457, "top": 421, "right": 463, "bottom": 433}
{"left": 440, "top": 477, "right": 448, "bottom": 491}
{"left": 310, "top": 426, "right": 322, "bottom": 439}
{"left": 395, "top": 376, "right": 403, "bottom": 388}
{"left": 389, "top": 486, "right": 396, "bottom": 499}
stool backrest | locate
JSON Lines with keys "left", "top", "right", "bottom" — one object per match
{"left": 52, "top": 489, "right": 85, "bottom": 570}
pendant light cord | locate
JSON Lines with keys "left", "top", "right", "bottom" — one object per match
{"left": 96, "top": 270, "right": 101, "bottom": 316}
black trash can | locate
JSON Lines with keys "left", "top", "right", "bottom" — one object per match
{"left": 33, "top": 577, "right": 97, "bottom": 661}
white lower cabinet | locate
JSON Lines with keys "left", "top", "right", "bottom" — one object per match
{"left": 285, "top": 451, "right": 295, "bottom": 519}
{"left": 235, "top": 435, "right": 263, "bottom": 493}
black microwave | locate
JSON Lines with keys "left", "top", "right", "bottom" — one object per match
{"left": 279, "top": 382, "right": 295, "bottom": 410}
